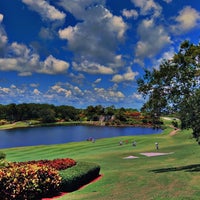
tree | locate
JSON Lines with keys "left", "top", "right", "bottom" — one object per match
{"left": 39, "top": 107, "right": 56, "bottom": 123}
{"left": 179, "top": 89, "right": 200, "bottom": 143}
{"left": 137, "top": 40, "right": 200, "bottom": 142}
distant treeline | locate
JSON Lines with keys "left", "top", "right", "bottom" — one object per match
{"left": 0, "top": 103, "right": 140, "bottom": 124}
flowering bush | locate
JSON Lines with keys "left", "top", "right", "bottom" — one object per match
{"left": 13, "top": 158, "right": 76, "bottom": 170}
{"left": 0, "top": 163, "right": 61, "bottom": 199}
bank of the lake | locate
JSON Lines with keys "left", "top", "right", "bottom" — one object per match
{"left": 0, "top": 120, "right": 156, "bottom": 130}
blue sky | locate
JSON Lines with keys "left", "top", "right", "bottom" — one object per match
{"left": 0, "top": 0, "right": 199, "bottom": 109}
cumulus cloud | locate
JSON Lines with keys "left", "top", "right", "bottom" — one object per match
{"left": 58, "top": 0, "right": 106, "bottom": 20}
{"left": 51, "top": 84, "right": 72, "bottom": 97}
{"left": 111, "top": 67, "right": 139, "bottom": 83}
{"left": 131, "top": 0, "right": 162, "bottom": 18}
{"left": 0, "top": 42, "right": 40, "bottom": 75}
{"left": 0, "top": 86, "right": 10, "bottom": 94}
{"left": 48, "top": 81, "right": 126, "bottom": 106}
{"left": 94, "top": 78, "right": 101, "bottom": 84}
{"left": 58, "top": 2, "right": 127, "bottom": 73}
{"left": 171, "top": 6, "right": 200, "bottom": 34}
{"left": 72, "top": 61, "right": 114, "bottom": 74}
{"left": 0, "top": 84, "right": 26, "bottom": 101}
{"left": 0, "top": 42, "right": 69, "bottom": 75}
{"left": 22, "top": 0, "right": 66, "bottom": 21}
{"left": 0, "top": 14, "right": 8, "bottom": 56}
{"left": 40, "top": 55, "right": 69, "bottom": 74}
{"left": 134, "top": 19, "right": 171, "bottom": 65}
{"left": 122, "top": 9, "right": 138, "bottom": 19}
{"left": 94, "top": 87, "right": 125, "bottom": 101}
{"left": 153, "top": 47, "right": 175, "bottom": 69}
{"left": 39, "top": 27, "right": 54, "bottom": 40}
{"left": 33, "top": 88, "right": 41, "bottom": 95}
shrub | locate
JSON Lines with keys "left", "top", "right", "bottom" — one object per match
{"left": 13, "top": 158, "right": 76, "bottom": 171}
{"left": 0, "top": 151, "right": 6, "bottom": 160}
{"left": 0, "top": 163, "right": 61, "bottom": 199}
{"left": 60, "top": 161, "right": 100, "bottom": 192}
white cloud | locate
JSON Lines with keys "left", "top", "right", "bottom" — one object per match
{"left": 122, "top": 9, "right": 138, "bottom": 19}
{"left": 48, "top": 81, "right": 126, "bottom": 106}
{"left": 0, "top": 87, "right": 10, "bottom": 94}
{"left": 131, "top": 93, "right": 143, "bottom": 100}
{"left": 40, "top": 55, "right": 69, "bottom": 74}
{"left": 94, "top": 78, "right": 101, "bottom": 84}
{"left": 0, "top": 42, "right": 40, "bottom": 75}
{"left": 131, "top": 0, "right": 162, "bottom": 18}
{"left": 72, "top": 61, "right": 114, "bottom": 74}
{"left": 39, "top": 27, "right": 54, "bottom": 40}
{"left": 58, "top": 0, "right": 106, "bottom": 20}
{"left": 58, "top": 3, "right": 127, "bottom": 72}
{"left": 163, "top": 0, "right": 172, "bottom": 3}
{"left": 0, "top": 14, "right": 3, "bottom": 22}
{"left": 0, "top": 42, "right": 70, "bottom": 75}
{"left": 22, "top": 0, "right": 66, "bottom": 21}
{"left": 94, "top": 87, "right": 125, "bottom": 100}
{"left": 33, "top": 88, "right": 41, "bottom": 95}
{"left": 171, "top": 6, "right": 200, "bottom": 34}
{"left": 134, "top": 19, "right": 171, "bottom": 64}
{"left": 0, "top": 85, "right": 27, "bottom": 102}
{"left": 0, "top": 14, "right": 8, "bottom": 54}
{"left": 111, "top": 67, "right": 139, "bottom": 83}
{"left": 51, "top": 85, "right": 72, "bottom": 97}
{"left": 30, "top": 83, "right": 39, "bottom": 88}
{"left": 153, "top": 47, "right": 175, "bottom": 69}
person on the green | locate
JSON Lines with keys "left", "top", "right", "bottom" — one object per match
{"left": 155, "top": 142, "right": 159, "bottom": 150}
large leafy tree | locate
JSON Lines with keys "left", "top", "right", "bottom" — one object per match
{"left": 137, "top": 40, "right": 200, "bottom": 142}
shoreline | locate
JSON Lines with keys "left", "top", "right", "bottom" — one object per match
{"left": 0, "top": 120, "right": 158, "bottom": 131}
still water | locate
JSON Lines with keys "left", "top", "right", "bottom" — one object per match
{"left": 0, "top": 125, "right": 162, "bottom": 148}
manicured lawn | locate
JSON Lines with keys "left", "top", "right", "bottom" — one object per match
{"left": 2, "top": 126, "right": 200, "bottom": 200}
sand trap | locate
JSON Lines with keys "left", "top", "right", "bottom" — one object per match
{"left": 123, "top": 155, "right": 139, "bottom": 159}
{"left": 140, "top": 152, "right": 174, "bottom": 157}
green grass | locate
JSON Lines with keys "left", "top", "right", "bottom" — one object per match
{"left": 1, "top": 125, "right": 200, "bottom": 200}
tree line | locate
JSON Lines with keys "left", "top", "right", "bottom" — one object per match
{"left": 0, "top": 103, "right": 139, "bottom": 124}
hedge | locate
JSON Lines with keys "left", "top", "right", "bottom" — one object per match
{"left": 59, "top": 161, "right": 101, "bottom": 192}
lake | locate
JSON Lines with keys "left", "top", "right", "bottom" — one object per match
{"left": 0, "top": 125, "right": 162, "bottom": 148}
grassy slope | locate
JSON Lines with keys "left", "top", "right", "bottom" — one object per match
{"left": 2, "top": 126, "right": 200, "bottom": 200}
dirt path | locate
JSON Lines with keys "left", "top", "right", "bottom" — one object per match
{"left": 169, "top": 127, "right": 180, "bottom": 136}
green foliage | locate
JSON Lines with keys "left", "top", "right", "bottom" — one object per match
{"left": 171, "top": 119, "right": 178, "bottom": 128}
{"left": 137, "top": 40, "right": 200, "bottom": 140}
{"left": 0, "top": 151, "right": 6, "bottom": 159}
{"left": 0, "top": 163, "right": 61, "bottom": 199}
{"left": 180, "top": 89, "right": 200, "bottom": 142}
{"left": 59, "top": 161, "right": 100, "bottom": 192}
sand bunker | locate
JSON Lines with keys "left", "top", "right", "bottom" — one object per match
{"left": 140, "top": 152, "right": 174, "bottom": 157}
{"left": 123, "top": 155, "right": 139, "bottom": 159}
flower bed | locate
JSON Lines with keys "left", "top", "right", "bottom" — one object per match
{"left": 0, "top": 163, "right": 61, "bottom": 199}
{"left": 0, "top": 158, "right": 100, "bottom": 199}
{"left": 12, "top": 158, "right": 76, "bottom": 170}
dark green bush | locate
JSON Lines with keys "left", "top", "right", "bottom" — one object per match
{"left": 0, "top": 151, "right": 6, "bottom": 159}
{"left": 59, "top": 161, "right": 100, "bottom": 192}
{"left": 0, "top": 163, "right": 61, "bottom": 199}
